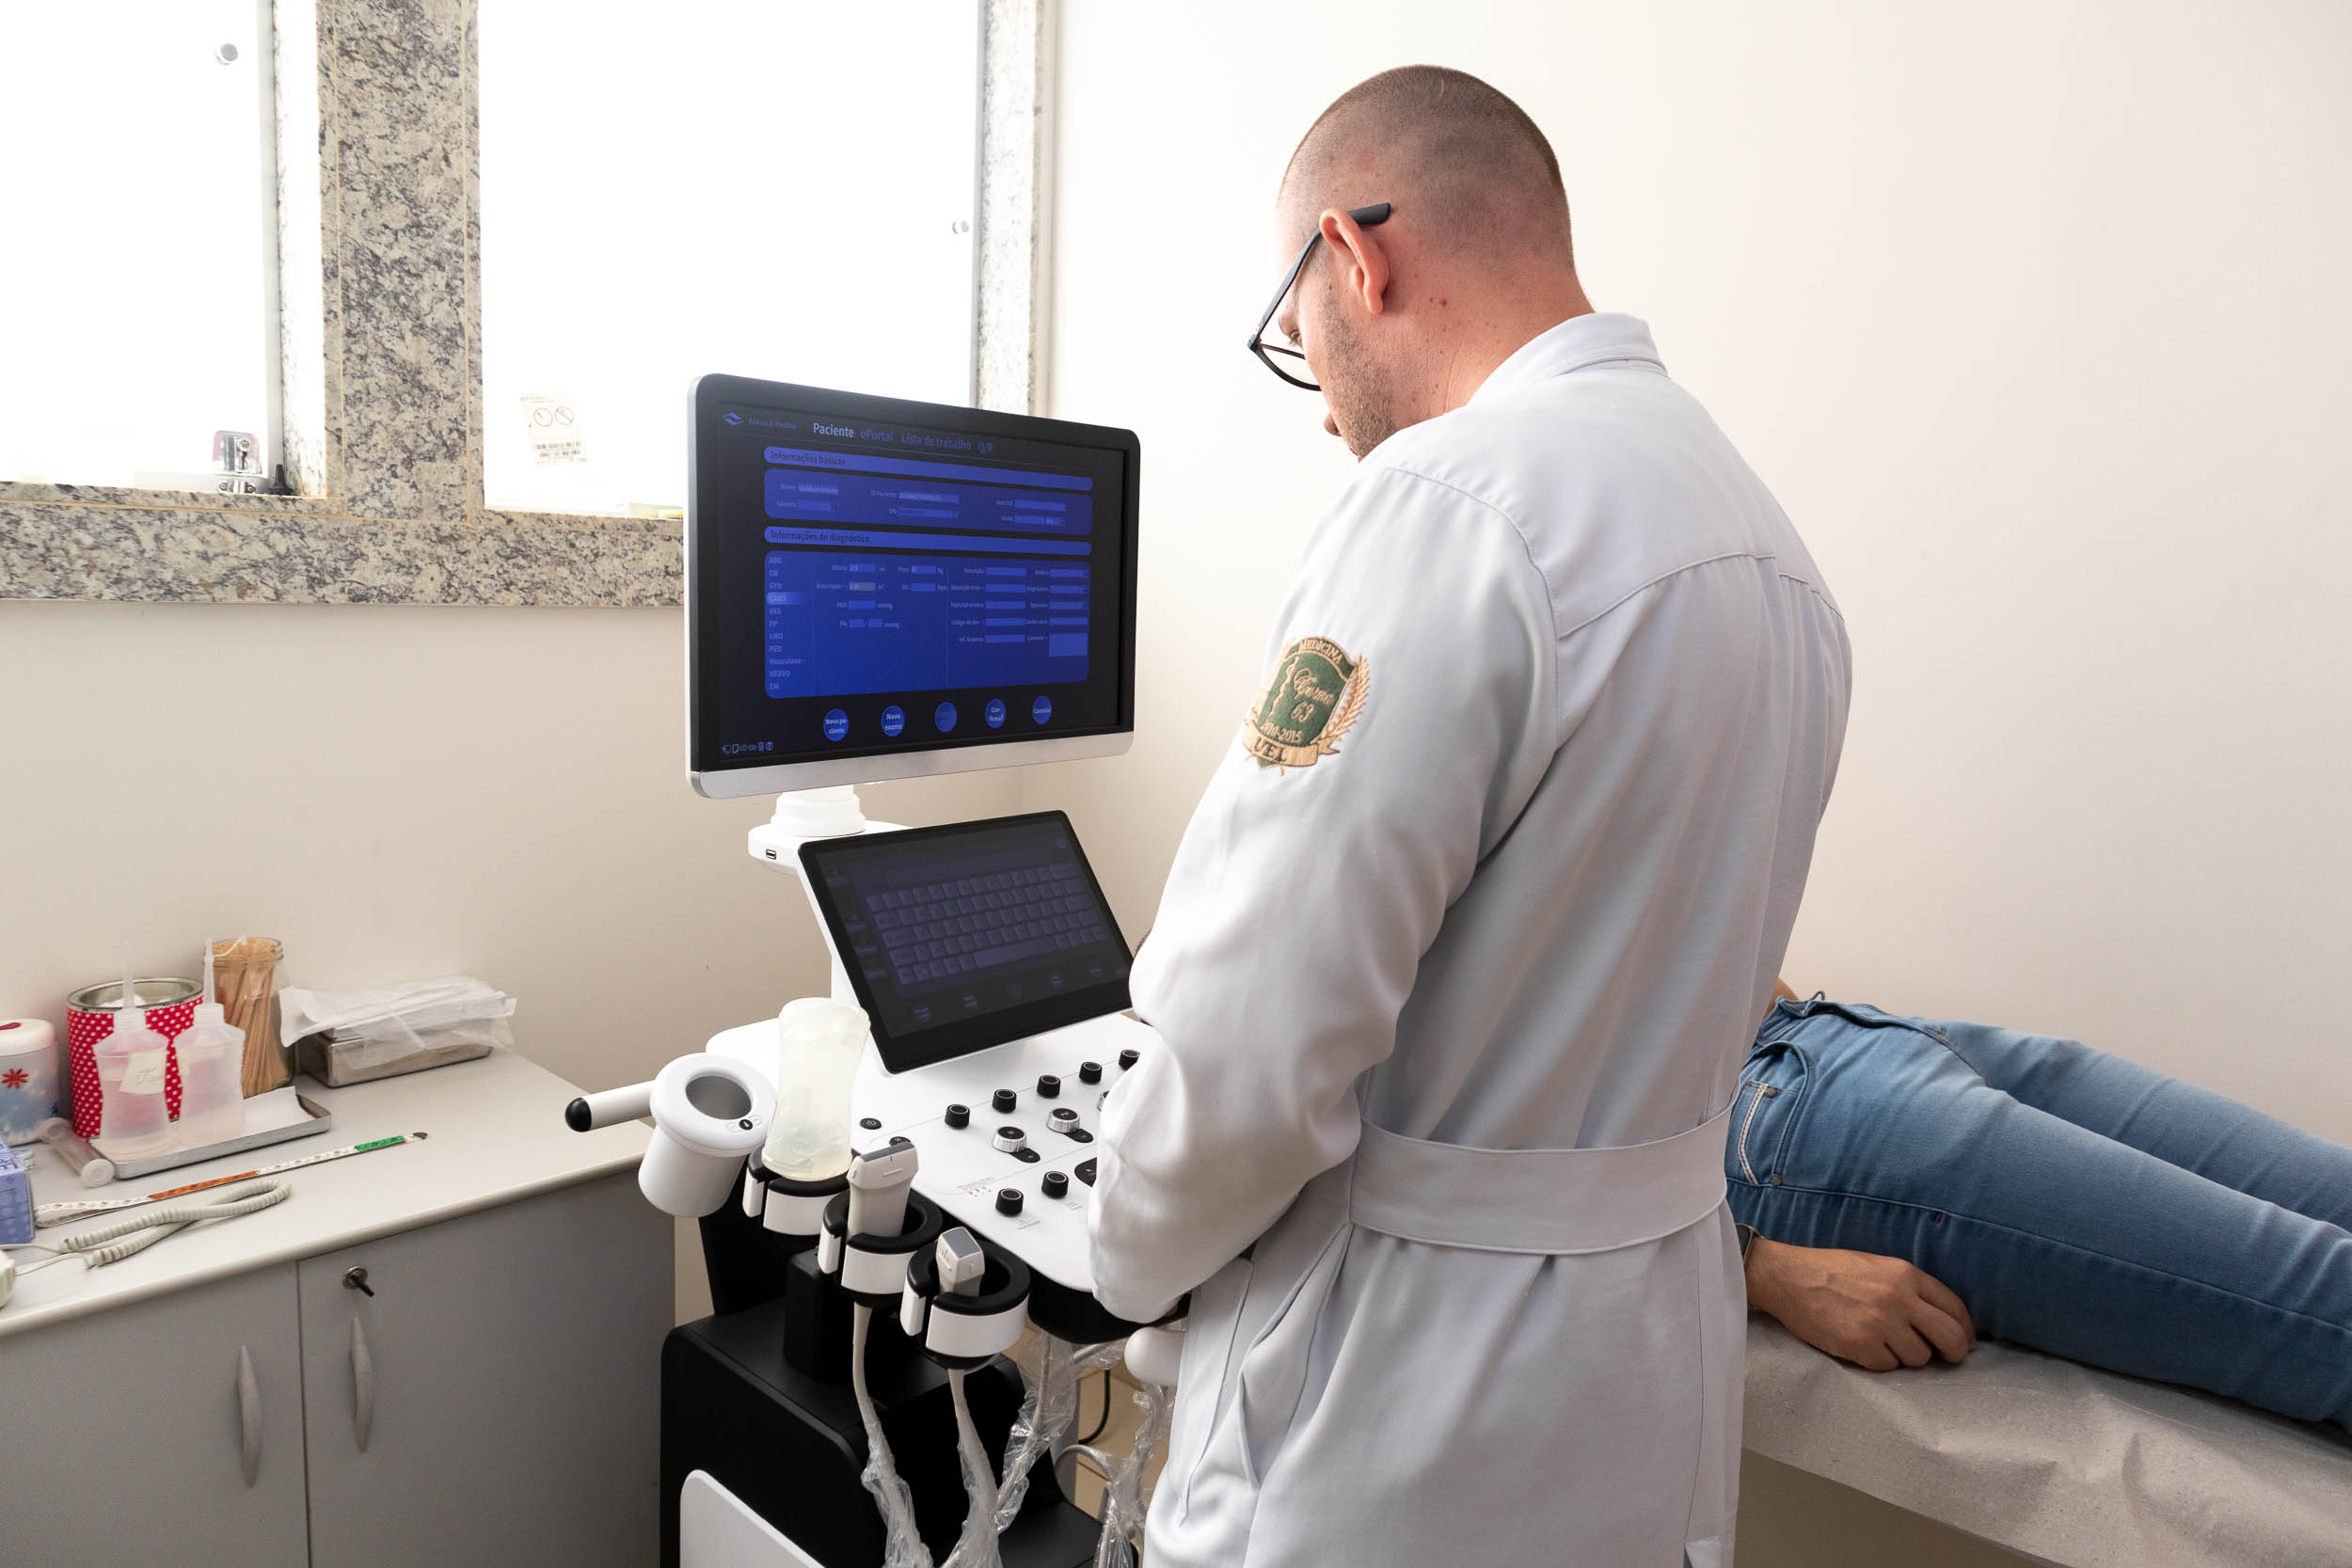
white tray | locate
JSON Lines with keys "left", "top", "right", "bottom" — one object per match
{"left": 90, "top": 1086, "right": 334, "bottom": 1180}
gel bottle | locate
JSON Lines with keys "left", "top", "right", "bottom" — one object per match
{"left": 172, "top": 995, "right": 248, "bottom": 1147}
{"left": 94, "top": 990, "right": 174, "bottom": 1155}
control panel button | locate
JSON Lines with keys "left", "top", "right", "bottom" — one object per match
{"left": 1074, "top": 1158, "right": 1098, "bottom": 1187}
{"left": 1048, "top": 1107, "right": 1079, "bottom": 1132}
{"left": 1041, "top": 1170, "right": 1070, "bottom": 1200}
{"left": 859, "top": 1117, "right": 882, "bottom": 1131}
{"left": 992, "top": 1087, "right": 1018, "bottom": 1114}
{"left": 1078, "top": 1060, "right": 1103, "bottom": 1085}
{"left": 944, "top": 1103, "right": 970, "bottom": 1130}
{"left": 1036, "top": 1073, "right": 1060, "bottom": 1099}
{"left": 993, "top": 1126, "right": 1027, "bottom": 1154}
{"left": 1118, "top": 1048, "right": 1140, "bottom": 1070}
{"left": 1066, "top": 1129, "right": 1093, "bottom": 1143}
{"left": 996, "top": 1187, "right": 1025, "bottom": 1215}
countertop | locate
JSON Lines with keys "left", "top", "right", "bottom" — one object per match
{"left": 2, "top": 1046, "right": 648, "bottom": 1337}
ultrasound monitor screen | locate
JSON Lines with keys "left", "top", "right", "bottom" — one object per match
{"left": 799, "top": 813, "right": 1133, "bottom": 1071}
{"left": 689, "top": 376, "right": 1138, "bottom": 786}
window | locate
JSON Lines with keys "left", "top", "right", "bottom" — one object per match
{"left": 0, "top": 1, "right": 279, "bottom": 489}
{"left": 479, "top": 1, "right": 983, "bottom": 517}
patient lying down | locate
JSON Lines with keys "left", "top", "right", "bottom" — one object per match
{"left": 1731, "top": 984, "right": 2352, "bottom": 1432}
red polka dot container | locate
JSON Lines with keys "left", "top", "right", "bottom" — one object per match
{"left": 64, "top": 978, "right": 202, "bottom": 1139}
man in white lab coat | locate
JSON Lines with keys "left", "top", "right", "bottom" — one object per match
{"left": 1089, "top": 67, "right": 1851, "bottom": 1566}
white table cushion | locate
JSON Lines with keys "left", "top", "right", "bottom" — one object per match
{"left": 1743, "top": 1317, "right": 2352, "bottom": 1567}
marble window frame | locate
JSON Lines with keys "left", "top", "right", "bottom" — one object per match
{"left": 1, "top": 0, "right": 1052, "bottom": 607}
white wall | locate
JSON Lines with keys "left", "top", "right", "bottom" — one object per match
{"left": 0, "top": 600, "right": 1018, "bottom": 1318}
{"left": 1037, "top": 0, "right": 2352, "bottom": 1140}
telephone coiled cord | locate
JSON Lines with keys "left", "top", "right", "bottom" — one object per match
{"left": 3, "top": 1180, "right": 291, "bottom": 1274}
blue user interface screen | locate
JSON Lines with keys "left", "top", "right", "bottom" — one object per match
{"left": 803, "top": 815, "right": 1133, "bottom": 1069}
{"left": 691, "top": 384, "right": 1133, "bottom": 772}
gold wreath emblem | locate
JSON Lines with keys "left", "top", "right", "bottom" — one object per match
{"left": 1241, "top": 635, "right": 1370, "bottom": 771}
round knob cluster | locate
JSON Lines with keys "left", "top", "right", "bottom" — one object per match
{"left": 1078, "top": 1060, "right": 1103, "bottom": 1085}
{"left": 1041, "top": 1170, "right": 1069, "bottom": 1200}
{"left": 1118, "top": 1048, "right": 1140, "bottom": 1070}
{"left": 995, "top": 1187, "right": 1025, "bottom": 1215}
{"left": 1037, "top": 1073, "right": 1060, "bottom": 1098}
{"left": 992, "top": 1087, "right": 1018, "bottom": 1113}
{"left": 993, "top": 1126, "right": 1027, "bottom": 1154}
{"left": 943, "top": 1102, "right": 970, "bottom": 1130}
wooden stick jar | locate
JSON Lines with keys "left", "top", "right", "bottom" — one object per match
{"left": 212, "top": 938, "right": 288, "bottom": 1096}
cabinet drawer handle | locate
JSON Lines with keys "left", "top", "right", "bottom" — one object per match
{"left": 350, "top": 1316, "right": 374, "bottom": 1452}
{"left": 237, "top": 1345, "right": 262, "bottom": 1487}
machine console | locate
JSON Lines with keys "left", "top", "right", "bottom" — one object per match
{"left": 851, "top": 1011, "right": 1150, "bottom": 1295}
{"left": 714, "top": 813, "right": 1150, "bottom": 1316}
{"left": 707, "top": 1006, "right": 1148, "bottom": 1314}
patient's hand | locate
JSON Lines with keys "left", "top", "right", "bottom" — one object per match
{"left": 1744, "top": 1237, "right": 1977, "bottom": 1372}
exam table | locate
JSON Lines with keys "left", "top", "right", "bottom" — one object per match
{"left": 1742, "top": 1318, "right": 2352, "bottom": 1566}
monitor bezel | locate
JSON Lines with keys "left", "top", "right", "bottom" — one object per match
{"left": 797, "top": 812, "right": 1135, "bottom": 1073}
{"left": 686, "top": 373, "right": 1140, "bottom": 800}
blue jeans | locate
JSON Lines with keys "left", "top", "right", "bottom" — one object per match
{"left": 1725, "top": 995, "right": 2352, "bottom": 1429}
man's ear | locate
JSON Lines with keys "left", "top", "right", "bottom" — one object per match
{"left": 1319, "top": 207, "right": 1391, "bottom": 316}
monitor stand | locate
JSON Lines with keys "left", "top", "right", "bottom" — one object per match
{"left": 748, "top": 786, "right": 901, "bottom": 1005}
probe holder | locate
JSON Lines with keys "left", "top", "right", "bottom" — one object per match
{"left": 818, "top": 1189, "right": 946, "bottom": 1307}
{"left": 898, "top": 1244, "right": 1032, "bottom": 1368}
{"left": 745, "top": 1151, "right": 850, "bottom": 1238}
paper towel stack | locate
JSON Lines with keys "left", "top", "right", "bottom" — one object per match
{"left": 282, "top": 976, "right": 516, "bottom": 1087}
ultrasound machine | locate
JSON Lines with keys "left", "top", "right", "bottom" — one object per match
{"left": 566, "top": 375, "right": 1182, "bottom": 1568}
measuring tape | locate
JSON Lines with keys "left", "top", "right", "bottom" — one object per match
{"left": 35, "top": 1132, "right": 425, "bottom": 1227}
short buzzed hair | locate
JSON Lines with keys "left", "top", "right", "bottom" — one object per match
{"left": 1282, "top": 66, "right": 1573, "bottom": 267}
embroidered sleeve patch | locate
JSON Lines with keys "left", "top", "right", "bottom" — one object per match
{"left": 1243, "top": 635, "right": 1370, "bottom": 770}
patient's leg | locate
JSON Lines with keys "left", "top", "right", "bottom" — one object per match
{"left": 1931, "top": 1016, "right": 2352, "bottom": 1232}
{"left": 1728, "top": 1003, "right": 2352, "bottom": 1428}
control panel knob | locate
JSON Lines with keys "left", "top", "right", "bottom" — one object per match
{"left": 944, "top": 1102, "right": 970, "bottom": 1130}
{"left": 1078, "top": 1060, "right": 1103, "bottom": 1085}
{"left": 993, "top": 1126, "right": 1027, "bottom": 1154}
{"left": 1036, "top": 1073, "right": 1061, "bottom": 1099}
{"left": 1049, "top": 1107, "right": 1080, "bottom": 1132}
{"left": 992, "top": 1087, "right": 1018, "bottom": 1114}
{"left": 995, "top": 1187, "right": 1025, "bottom": 1215}
{"left": 1041, "top": 1170, "right": 1070, "bottom": 1200}
{"left": 1118, "top": 1048, "right": 1140, "bottom": 1071}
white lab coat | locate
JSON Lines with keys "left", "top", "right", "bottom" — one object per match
{"left": 1090, "top": 313, "right": 1851, "bottom": 1567}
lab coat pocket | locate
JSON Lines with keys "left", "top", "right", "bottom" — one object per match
{"left": 1171, "top": 1254, "right": 1253, "bottom": 1520}
{"left": 1232, "top": 1223, "right": 1351, "bottom": 1488}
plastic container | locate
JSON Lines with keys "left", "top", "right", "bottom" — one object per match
{"left": 172, "top": 1006, "right": 248, "bottom": 1147}
{"left": 759, "top": 997, "right": 870, "bottom": 1180}
{"left": 94, "top": 1002, "right": 173, "bottom": 1155}
{"left": 0, "top": 1020, "right": 60, "bottom": 1146}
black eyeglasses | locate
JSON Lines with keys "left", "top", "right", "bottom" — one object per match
{"left": 1247, "top": 202, "right": 1392, "bottom": 390}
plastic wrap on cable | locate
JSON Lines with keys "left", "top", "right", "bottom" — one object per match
{"left": 992, "top": 1334, "right": 1124, "bottom": 1533}
{"left": 1066, "top": 1380, "right": 1172, "bottom": 1568}
{"left": 850, "top": 1305, "right": 935, "bottom": 1568}
{"left": 940, "top": 1370, "right": 1003, "bottom": 1568}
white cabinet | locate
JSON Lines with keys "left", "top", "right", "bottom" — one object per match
{"left": 296, "top": 1174, "right": 667, "bottom": 1568}
{"left": 0, "top": 1265, "right": 310, "bottom": 1568}
{"left": 3, "top": 1050, "right": 665, "bottom": 1568}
